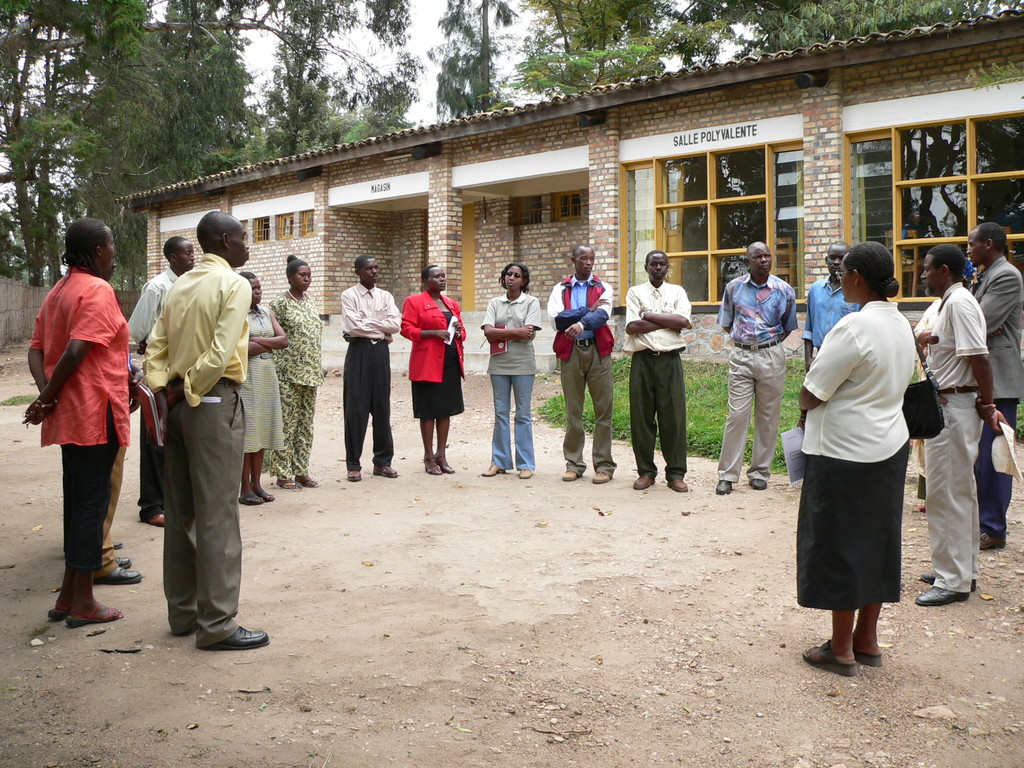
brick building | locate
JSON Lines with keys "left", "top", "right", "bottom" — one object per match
{"left": 123, "top": 12, "right": 1024, "bottom": 368}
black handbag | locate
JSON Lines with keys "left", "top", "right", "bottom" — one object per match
{"left": 903, "top": 321, "right": 944, "bottom": 439}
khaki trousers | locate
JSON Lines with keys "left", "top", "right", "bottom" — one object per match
{"left": 924, "top": 393, "right": 983, "bottom": 593}
{"left": 717, "top": 344, "right": 786, "bottom": 483}
{"left": 163, "top": 380, "right": 245, "bottom": 646}
{"left": 559, "top": 343, "right": 616, "bottom": 476}
{"left": 93, "top": 447, "right": 127, "bottom": 579}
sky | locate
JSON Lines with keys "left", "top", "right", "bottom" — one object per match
{"left": 244, "top": 0, "right": 534, "bottom": 128}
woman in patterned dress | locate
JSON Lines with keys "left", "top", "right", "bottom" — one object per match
{"left": 238, "top": 272, "right": 288, "bottom": 505}
{"left": 268, "top": 256, "right": 324, "bottom": 490}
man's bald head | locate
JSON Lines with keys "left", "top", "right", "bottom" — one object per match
{"left": 197, "top": 211, "right": 248, "bottom": 268}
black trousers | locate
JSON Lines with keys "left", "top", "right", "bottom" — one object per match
{"left": 61, "top": 407, "right": 120, "bottom": 572}
{"left": 137, "top": 408, "right": 164, "bottom": 520}
{"left": 343, "top": 339, "right": 394, "bottom": 471}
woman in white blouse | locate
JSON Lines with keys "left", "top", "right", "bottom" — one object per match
{"left": 796, "top": 241, "right": 916, "bottom": 677}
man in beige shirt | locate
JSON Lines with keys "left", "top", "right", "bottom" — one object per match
{"left": 339, "top": 255, "right": 401, "bottom": 482}
{"left": 624, "top": 250, "right": 692, "bottom": 494}
{"left": 145, "top": 211, "right": 269, "bottom": 651}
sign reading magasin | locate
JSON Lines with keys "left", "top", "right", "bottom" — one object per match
{"left": 672, "top": 122, "right": 758, "bottom": 149}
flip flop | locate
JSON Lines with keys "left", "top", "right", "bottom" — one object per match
{"left": 295, "top": 476, "right": 320, "bottom": 488}
{"left": 48, "top": 601, "right": 72, "bottom": 622}
{"left": 239, "top": 493, "right": 264, "bottom": 506}
{"left": 276, "top": 479, "right": 302, "bottom": 491}
{"left": 853, "top": 649, "right": 883, "bottom": 667}
{"left": 66, "top": 606, "right": 124, "bottom": 629}
{"left": 801, "top": 640, "right": 857, "bottom": 677}
{"left": 255, "top": 489, "right": 275, "bottom": 503}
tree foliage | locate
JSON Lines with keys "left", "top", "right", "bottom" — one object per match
{"left": 1, "top": 0, "right": 417, "bottom": 285}
{"left": 429, "top": 0, "right": 517, "bottom": 119}
{"left": 505, "top": 0, "right": 730, "bottom": 98}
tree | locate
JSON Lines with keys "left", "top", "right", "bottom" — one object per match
{"left": 429, "top": 0, "right": 517, "bottom": 119}
{"left": 505, "top": 0, "right": 730, "bottom": 98}
{"left": 1, "top": 0, "right": 416, "bottom": 285}
{"left": 695, "top": 0, "right": 1024, "bottom": 54}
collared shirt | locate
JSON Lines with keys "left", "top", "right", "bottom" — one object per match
{"left": 128, "top": 267, "right": 178, "bottom": 344}
{"left": 623, "top": 280, "right": 691, "bottom": 354}
{"left": 802, "top": 277, "right": 858, "bottom": 349}
{"left": 718, "top": 272, "right": 797, "bottom": 346}
{"left": 482, "top": 291, "right": 543, "bottom": 375}
{"left": 144, "top": 252, "right": 250, "bottom": 407}
{"left": 30, "top": 268, "right": 131, "bottom": 448}
{"left": 546, "top": 275, "right": 614, "bottom": 341}
{"left": 802, "top": 301, "right": 915, "bottom": 462}
{"left": 340, "top": 283, "right": 401, "bottom": 340}
{"left": 928, "top": 282, "right": 988, "bottom": 389}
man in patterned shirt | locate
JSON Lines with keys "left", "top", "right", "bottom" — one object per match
{"left": 715, "top": 242, "right": 797, "bottom": 495}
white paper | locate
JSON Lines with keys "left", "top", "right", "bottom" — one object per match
{"left": 200, "top": 396, "right": 222, "bottom": 404}
{"left": 781, "top": 426, "right": 807, "bottom": 485}
{"left": 445, "top": 314, "right": 457, "bottom": 346}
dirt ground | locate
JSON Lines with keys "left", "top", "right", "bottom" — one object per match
{"left": 1, "top": 340, "right": 1022, "bottom": 768}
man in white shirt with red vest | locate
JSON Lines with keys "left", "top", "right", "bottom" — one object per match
{"left": 547, "top": 245, "right": 616, "bottom": 484}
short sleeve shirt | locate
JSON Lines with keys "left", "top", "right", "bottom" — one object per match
{"left": 30, "top": 268, "right": 131, "bottom": 447}
{"left": 482, "top": 293, "right": 543, "bottom": 375}
{"left": 928, "top": 283, "right": 988, "bottom": 389}
{"left": 718, "top": 273, "right": 797, "bottom": 346}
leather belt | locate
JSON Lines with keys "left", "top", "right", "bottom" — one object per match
{"left": 574, "top": 338, "right": 594, "bottom": 347}
{"left": 734, "top": 338, "right": 783, "bottom": 351}
{"left": 635, "top": 348, "right": 681, "bottom": 356}
{"left": 937, "top": 386, "right": 978, "bottom": 394}
{"left": 255, "top": 352, "right": 273, "bottom": 359}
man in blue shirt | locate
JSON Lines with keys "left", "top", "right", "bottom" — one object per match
{"left": 715, "top": 242, "right": 797, "bottom": 495}
{"left": 803, "top": 242, "right": 857, "bottom": 372}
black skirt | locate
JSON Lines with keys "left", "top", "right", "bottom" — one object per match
{"left": 411, "top": 342, "right": 464, "bottom": 420}
{"left": 796, "top": 443, "right": 910, "bottom": 610}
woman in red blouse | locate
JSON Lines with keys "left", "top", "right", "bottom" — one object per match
{"left": 26, "top": 218, "right": 135, "bottom": 628}
{"left": 401, "top": 265, "right": 466, "bottom": 474}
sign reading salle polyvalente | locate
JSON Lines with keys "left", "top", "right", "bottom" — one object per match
{"left": 673, "top": 123, "right": 759, "bottom": 149}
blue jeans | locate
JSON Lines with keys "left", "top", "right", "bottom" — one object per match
{"left": 490, "top": 374, "right": 536, "bottom": 470}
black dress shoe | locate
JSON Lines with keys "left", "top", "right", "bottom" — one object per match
{"left": 920, "top": 572, "right": 976, "bottom": 591}
{"left": 200, "top": 627, "right": 270, "bottom": 651}
{"left": 116, "top": 556, "right": 132, "bottom": 569}
{"left": 915, "top": 586, "right": 969, "bottom": 606}
{"left": 715, "top": 480, "right": 733, "bottom": 495}
{"left": 94, "top": 566, "right": 143, "bottom": 585}
{"left": 749, "top": 478, "right": 768, "bottom": 491}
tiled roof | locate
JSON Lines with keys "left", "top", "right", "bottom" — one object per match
{"left": 122, "top": 10, "right": 1024, "bottom": 206}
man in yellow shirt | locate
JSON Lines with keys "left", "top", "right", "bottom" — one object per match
{"left": 145, "top": 211, "right": 269, "bottom": 651}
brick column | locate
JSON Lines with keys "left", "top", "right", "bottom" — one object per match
{"left": 588, "top": 111, "right": 621, "bottom": 290}
{"left": 146, "top": 210, "right": 162, "bottom": 279}
{"left": 801, "top": 71, "right": 844, "bottom": 290}
{"left": 427, "top": 149, "right": 463, "bottom": 302}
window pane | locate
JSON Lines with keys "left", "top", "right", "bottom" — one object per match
{"left": 976, "top": 116, "right": 1024, "bottom": 175}
{"left": 663, "top": 207, "right": 708, "bottom": 252}
{"left": 774, "top": 149, "right": 803, "bottom": 292}
{"left": 851, "top": 139, "right": 893, "bottom": 245}
{"left": 627, "top": 168, "right": 655, "bottom": 287}
{"left": 896, "top": 244, "right": 949, "bottom": 298}
{"left": 715, "top": 149, "right": 765, "bottom": 198}
{"left": 900, "top": 123, "right": 966, "bottom": 180}
{"left": 674, "top": 257, "right": 708, "bottom": 302}
{"left": 664, "top": 157, "right": 707, "bottom": 203}
{"left": 715, "top": 200, "right": 766, "bottom": 249}
{"left": 900, "top": 184, "right": 968, "bottom": 238}
{"left": 717, "top": 254, "right": 749, "bottom": 299}
{"left": 977, "top": 178, "right": 1024, "bottom": 235}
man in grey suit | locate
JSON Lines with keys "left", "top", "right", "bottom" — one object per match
{"left": 969, "top": 222, "right": 1024, "bottom": 550}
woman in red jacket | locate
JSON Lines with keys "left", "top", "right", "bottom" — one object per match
{"left": 401, "top": 265, "right": 466, "bottom": 475}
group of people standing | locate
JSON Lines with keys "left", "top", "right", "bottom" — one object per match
{"left": 24, "top": 211, "right": 1019, "bottom": 669}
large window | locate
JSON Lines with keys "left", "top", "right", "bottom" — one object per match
{"left": 624, "top": 143, "right": 803, "bottom": 302}
{"left": 849, "top": 112, "right": 1024, "bottom": 297}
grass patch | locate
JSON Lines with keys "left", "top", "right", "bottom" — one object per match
{"left": 538, "top": 356, "right": 805, "bottom": 474}
{"left": 1, "top": 394, "right": 35, "bottom": 406}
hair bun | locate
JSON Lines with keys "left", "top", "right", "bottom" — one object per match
{"left": 883, "top": 276, "right": 900, "bottom": 298}
{"left": 286, "top": 255, "right": 298, "bottom": 264}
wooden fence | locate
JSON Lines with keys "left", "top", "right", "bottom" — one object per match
{"left": 0, "top": 277, "right": 141, "bottom": 349}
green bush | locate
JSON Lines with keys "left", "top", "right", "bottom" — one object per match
{"left": 538, "top": 356, "right": 806, "bottom": 473}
